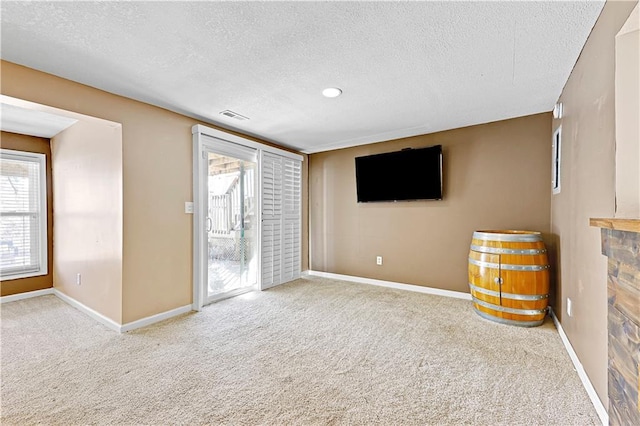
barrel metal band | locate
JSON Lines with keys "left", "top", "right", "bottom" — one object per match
{"left": 468, "top": 283, "right": 549, "bottom": 301}
{"left": 473, "top": 309, "right": 545, "bottom": 327}
{"left": 468, "top": 257, "right": 550, "bottom": 271}
{"left": 473, "top": 231, "right": 542, "bottom": 242}
{"left": 469, "top": 245, "right": 547, "bottom": 255}
{"left": 472, "top": 296, "right": 547, "bottom": 316}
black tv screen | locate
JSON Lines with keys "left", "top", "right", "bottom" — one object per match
{"left": 355, "top": 145, "right": 443, "bottom": 202}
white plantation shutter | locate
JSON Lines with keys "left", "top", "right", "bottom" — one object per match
{"left": 261, "top": 220, "right": 282, "bottom": 288}
{"left": 260, "top": 152, "right": 301, "bottom": 289}
{"left": 283, "top": 158, "right": 301, "bottom": 216}
{"left": 0, "top": 149, "right": 47, "bottom": 278}
{"left": 261, "top": 152, "right": 283, "bottom": 220}
{"left": 282, "top": 158, "right": 301, "bottom": 281}
{"left": 261, "top": 152, "right": 283, "bottom": 289}
{"left": 282, "top": 218, "right": 300, "bottom": 281}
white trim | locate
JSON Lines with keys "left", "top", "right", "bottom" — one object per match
{"left": 303, "top": 271, "right": 607, "bottom": 424}
{"left": 192, "top": 124, "right": 303, "bottom": 162}
{"left": 0, "top": 148, "right": 48, "bottom": 279}
{"left": 257, "top": 150, "right": 264, "bottom": 290}
{"left": 120, "top": 304, "right": 192, "bottom": 333}
{"left": 304, "top": 270, "right": 472, "bottom": 300}
{"left": 54, "top": 290, "right": 193, "bottom": 333}
{"left": 549, "top": 307, "right": 608, "bottom": 426}
{"left": 193, "top": 124, "right": 304, "bottom": 303}
{"left": 0, "top": 287, "right": 53, "bottom": 304}
{"left": 0, "top": 273, "right": 611, "bottom": 425}
{"left": 552, "top": 126, "right": 562, "bottom": 195}
{"left": 201, "top": 134, "right": 258, "bottom": 162}
{"left": 53, "top": 289, "right": 121, "bottom": 333}
{"left": 0, "top": 270, "right": 47, "bottom": 281}
{"left": 192, "top": 131, "right": 205, "bottom": 311}
{"left": 193, "top": 131, "right": 263, "bottom": 306}
{"left": 205, "top": 286, "right": 257, "bottom": 305}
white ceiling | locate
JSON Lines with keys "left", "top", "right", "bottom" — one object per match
{"left": 0, "top": 1, "right": 604, "bottom": 153}
{"left": 1, "top": 102, "right": 77, "bottom": 138}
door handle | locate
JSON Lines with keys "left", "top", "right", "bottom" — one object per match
{"left": 206, "top": 217, "right": 213, "bottom": 233}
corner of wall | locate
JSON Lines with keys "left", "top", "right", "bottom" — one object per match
{"left": 549, "top": 0, "right": 639, "bottom": 407}
{"left": 51, "top": 113, "right": 124, "bottom": 325}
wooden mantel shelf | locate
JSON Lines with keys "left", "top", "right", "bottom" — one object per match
{"left": 590, "top": 217, "right": 640, "bottom": 233}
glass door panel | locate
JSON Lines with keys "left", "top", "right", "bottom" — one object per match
{"left": 206, "top": 151, "right": 257, "bottom": 300}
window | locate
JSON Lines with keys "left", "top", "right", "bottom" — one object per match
{"left": 552, "top": 127, "right": 561, "bottom": 194}
{"left": 0, "top": 149, "right": 48, "bottom": 279}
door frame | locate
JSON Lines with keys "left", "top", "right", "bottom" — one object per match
{"left": 191, "top": 125, "right": 302, "bottom": 311}
{"left": 201, "top": 141, "right": 258, "bottom": 306}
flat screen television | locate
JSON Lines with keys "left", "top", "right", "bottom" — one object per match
{"left": 355, "top": 145, "right": 443, "bottom": 202}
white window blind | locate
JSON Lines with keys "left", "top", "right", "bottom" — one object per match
{"left": 0, "top": 149, "right": 48, "bottom": 279}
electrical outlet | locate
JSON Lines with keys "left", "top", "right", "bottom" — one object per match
{"left": 376, "top": 256, "right": 383, "bottom": 266}
{"left": 76, "top": 273, "right": 82, "bottom": 286}
{"left": 567, "top": 298, "right": 572, "bottom": 317}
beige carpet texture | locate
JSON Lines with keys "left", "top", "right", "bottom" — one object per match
{"left": 1, "top": 277, "right": 599, "bottom": 425}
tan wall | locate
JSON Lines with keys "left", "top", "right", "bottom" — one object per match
{"left": 1, "top": 61, "right": 309, "bottom": 323}
{"left": 51, "top": 119, "right": 123, "bottom": 323}
{"left": 310, "top": 113, "right": 552, "bottom": 293}
{"left": 615, "top": 4, "right": 639, "bottom": 218}
{"left": 0, "top": 131, "right": 53, "bottom": 296}
{"left": 551, "top": 0, "right": 638, "bottom": 405}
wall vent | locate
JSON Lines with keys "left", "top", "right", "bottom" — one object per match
{"left": 219, "top": 110, "right": 249, "bottom": 121}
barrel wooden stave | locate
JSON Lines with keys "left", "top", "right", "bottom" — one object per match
{"left": 468, "top": 230, "right": 550, "bottom": 326}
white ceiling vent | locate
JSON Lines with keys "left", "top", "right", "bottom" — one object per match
{"left": 219, "top": 110, "right": 249, "bottom": 121}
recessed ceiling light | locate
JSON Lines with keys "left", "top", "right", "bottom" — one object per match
{"left": 322, "top": 87, "right": 342, "bottom": 98}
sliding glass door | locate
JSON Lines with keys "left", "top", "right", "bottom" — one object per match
{"left": 192, "top": 126, "right": 303, "bottom": 310}
{"left": 204, "top": 146, "right": 257, "bottom": 303}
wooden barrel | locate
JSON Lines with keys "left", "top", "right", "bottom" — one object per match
{"left": 468, "top": 230, "right": 550, "bottom": 327}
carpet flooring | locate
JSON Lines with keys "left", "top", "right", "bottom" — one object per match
{"left": 1, "top": 276, "right": 599, "bottom": 425}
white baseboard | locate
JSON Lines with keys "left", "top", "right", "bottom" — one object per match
{"left": 304, "top": 270, "right": 472, "bottom": 300}
{"left": 0, "top": 273, "right": 609, "bottom": 425}
{"left": 0, "top": 288, "right": 54, "bottom": 304}
{"left": 55, "top": 290, "right": 192, "bottom": 333}
{"left": 2, "top": 287, "right": 194, "bottom": 333}
{"left": 53, "top": 289, "right": 122, "bottom": 333}
{"left": 305, "top": 271, "right": 606, "bottom": 424}
{"left": 549, "top": 307, "right": 608, "bottom": 426}
{"left": 120, "top": 304, "right": 192, "bottom": 332}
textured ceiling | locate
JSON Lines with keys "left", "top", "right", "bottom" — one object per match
{"left": 0, "top": 1, "right": 604, "bottom": 153}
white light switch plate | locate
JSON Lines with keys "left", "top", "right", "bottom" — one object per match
{"left": 185, "top": 202, "right": 194, "bottom": 214}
